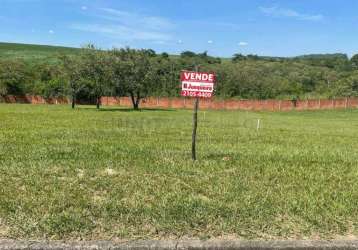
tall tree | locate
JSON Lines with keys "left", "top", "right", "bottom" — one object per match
{"left": 59, "top": 54, "right": 87, "bottom": 109}
{"left": 112, "top": 48, "right": 160, "bottom": 110}
{"left": 81, "top": 45, "right": 114, "bottom": 109}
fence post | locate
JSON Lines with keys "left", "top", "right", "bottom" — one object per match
{"left": 278, "top": 100, "right": 282, "bottom": 111}
{"left": 345, "top": 97, "right": 348, "bottom": 109}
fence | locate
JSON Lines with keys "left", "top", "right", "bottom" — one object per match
{"left": 101, "top": 96, "right": 358, "bottom": 111}
{"left": 1, "top": 95, "right": 358, "bottom": 111}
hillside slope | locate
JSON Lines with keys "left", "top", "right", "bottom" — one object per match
{"left": 0, "top": 42, "right": 80, "bottom": 62}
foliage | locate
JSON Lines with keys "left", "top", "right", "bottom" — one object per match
{"left": 35, "top": 63, "right": 67, "bottom": 98}
{"left": 1, "top": 43, "right": 358, "bottom": 106}
{"left": 0, "top": 60, "right": 33, "bottom": 96}
{"left": 112, "top": 48, "right": 161, "bottom": 109}
{"left": 59, "top": 54, "right": 88, "bottom": 108}
{"left": 351, "top": 54, "right": 358, "bottom": 69}
{"left": 80, "top": 45, "right": 114, "bottom": 109}
{"left": 332, "top": 71, "right": 358, "bottom": 97}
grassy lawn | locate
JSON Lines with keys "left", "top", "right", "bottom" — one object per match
{"left": 1, "top": 104, "right": 358, "bottom": 240}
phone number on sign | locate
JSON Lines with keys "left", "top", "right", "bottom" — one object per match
{"left": 181, "top": 91, "right": 212, "bottom": 98}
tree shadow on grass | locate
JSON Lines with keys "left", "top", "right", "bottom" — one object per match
{"left": 100, "top": 108, "right": 177, "bottom": 112}
{"left": 77, "top": 107, "right": 176, "bottom": 112}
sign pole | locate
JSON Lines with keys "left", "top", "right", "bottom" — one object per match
{"left": 192, "top": 65, "right": 199, "bottom": 161}
{"left": 192, "top": 96, "right": 199, "bottom": 161}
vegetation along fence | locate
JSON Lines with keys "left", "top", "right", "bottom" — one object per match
{"left": 2, "top": 95, "right": 358, "bottom": 111}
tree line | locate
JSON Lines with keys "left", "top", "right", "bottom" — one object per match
{"left": 1, "top": 44, "right": 358, "bottom": 110}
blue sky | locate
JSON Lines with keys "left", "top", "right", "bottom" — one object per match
{"left": 0, "top": 0, "right": 357, "bottom": 57}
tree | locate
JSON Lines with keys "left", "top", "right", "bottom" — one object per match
{"left": 0, "top": 60, "right": 29, "bottom": 96}
{"left": 59, "top": 54, "right": 87, "bottom": 109}
{"left": 81, "top": 46, "right": 114, "bottom": 109}
{"left": 35, "top": 63, "right": 67, "bottom": 99}
{"left": 333, "top": 72, "right": 358, "bottom": 97}
{"left": 112, "top": 48, "right": 159, "bottom": 110}
{"left": 232, "top": 53, "right": 246, "bottom": 63}
{"left": 180, "top": 51, "right": 197, "bottom": 58}
{"left": 351, "top": 54, "right": 358, "bottom": 69}
{"left": 247, "top": 54, "right": 260, "bottom": 61}
{"left": 0, "top": 62, "right": 8, "bottom": 96}
{"left": 160, "top": 52, "right": 169, "bottom": 59}
{"left": 0, "top": 78, "right": 7, "bottom": 96}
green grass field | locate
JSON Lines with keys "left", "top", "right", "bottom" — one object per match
{"left": 1, "top": 104, "right": 358, "bottom": 240}
{"left": 0, "top": 42, "right": 183, "bottom": 63}
{"left": 0, "top": 42, "right": 79, "bottom": 62}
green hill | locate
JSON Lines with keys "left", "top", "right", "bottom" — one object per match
{"left": 0, "top": 42, "right": 80, "bottom": 62}
{"left": 0, "top": 42, "right": 351, "bottom": 64}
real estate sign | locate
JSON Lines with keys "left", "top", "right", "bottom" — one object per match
{"left": 180, "top": 71, "right": 216, "bottom": 98}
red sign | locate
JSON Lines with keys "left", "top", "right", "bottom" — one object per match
{"left": 180, "top": 71, "right": 215, "bottom": 98}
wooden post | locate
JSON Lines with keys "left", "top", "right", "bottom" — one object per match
{"left": 192, "top": 97, "right": 199, "bottom": 161}
{"left": 192, "top": 64, "right": 199, "bottom": 161}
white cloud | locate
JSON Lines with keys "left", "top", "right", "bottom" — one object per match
{"left": 48, "top": 30, "right": 54, "bottom": 34}
{"left": 81, "top": 6, "right": 87, "bottom": 11}
{"left": 178, "top": 39, "right": 183, "bottom": 44}
{"left": 71, "top": 8, "right": 174, "bottom": 42}
{"left": 259, "top": 6, "right": 323, "bottom": 21}
{"left": 238, "top": 42, "right": 248, "bottom": 46}
{"left": 99, "top": 8, "right": 174, "bottom": 31}
{"left": 71, "top": 23, "right": 171, "bottom": 41}
{"left": 207, "top": 40, "right": 213, "bottom": 44}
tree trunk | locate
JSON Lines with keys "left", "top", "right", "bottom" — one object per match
{"left": 96, "top": 97, "right": 101, "bottom": 109}
{"left": 192, "top": 97, "right": 199, "bottom": 161}
{"left": 135, "top": 98, "right": 140, "bottom": 110}
{"left": 130, "top": 92, "right": 140, "bottom": 110}
{"left": 72, "top": 94, "right": 76, "bottom": 109}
